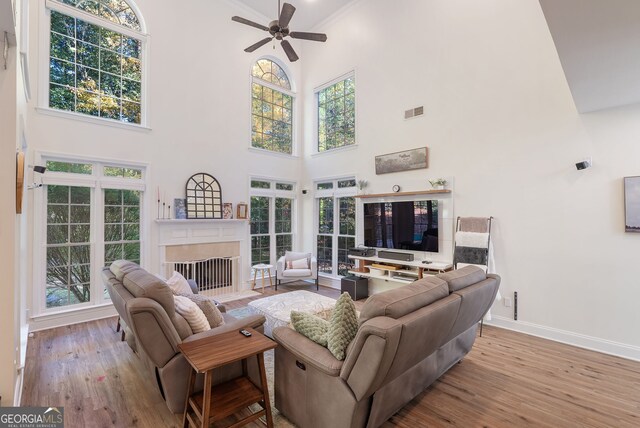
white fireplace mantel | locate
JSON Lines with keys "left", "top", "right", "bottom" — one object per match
{"left": 155, "top": 218, "right": 249, "bottom": 288}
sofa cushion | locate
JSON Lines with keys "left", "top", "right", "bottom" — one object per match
{"left": 291, "top": 311, "right": 330, "bottom": 347}
{"left": 282, "top": 268, "right": 312, "bottom": 277}
{"left": 359, "top": 276, "right": 448, "bottom": 325}
{"left": 167, "top": 271, "right": 193, "bottom": 295}
{"left": 437, "top": 265, "right": 487, "bottom": 292}
{"left": 174, "top": 296, "right": 210, "bottom": 333}
{"left": 110, "top": 260, "right": 140, "bottom": 281}
{"left": 176, "top": 293, "right": 225, "bottom": 328}
{"left": 327, "top": 292, "right": 358, "bottom": 361}
{"left": 287, "top": 258, "right": 310, "bottom": 270}
{"left": 285, "top": 251, "right": 311, "bottom": 262}
{"left": 123, "top": 268, "right": 176, "bottom": 317}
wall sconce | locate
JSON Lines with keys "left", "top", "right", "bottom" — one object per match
{"left": 27, "top": 165, "right": 47, "bottom": 189}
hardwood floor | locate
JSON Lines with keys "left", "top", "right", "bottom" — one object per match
{"left": 22, "top": 283, "right": 640, "bottom": 427}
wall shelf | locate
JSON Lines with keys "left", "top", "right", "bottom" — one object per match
{"left": 355, "top": 189, "right": 451, "bottom": 199}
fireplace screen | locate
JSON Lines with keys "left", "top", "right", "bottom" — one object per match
{"left": 185, "top": 173, "right": 222, "bottom": 219}
{"left": 169, "top": 256, "right": 239, "bottom": 293}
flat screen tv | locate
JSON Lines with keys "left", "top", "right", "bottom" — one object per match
{"left": 363, "top": 200, "right": 439, "bottom": 252}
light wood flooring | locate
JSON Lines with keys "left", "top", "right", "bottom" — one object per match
{"left": 22, "top": 283, "right": 640, "bottom": 427}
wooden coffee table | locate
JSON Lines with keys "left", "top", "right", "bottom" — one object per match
{"left": 178, "top": 328, "right": 277, "bottom": 428}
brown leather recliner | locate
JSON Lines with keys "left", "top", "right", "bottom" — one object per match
{"left": 102, "top": 260, "right": 266, "bottom": 413}
{"left": 272, "top": 265, "right": 500, "bottom": 428}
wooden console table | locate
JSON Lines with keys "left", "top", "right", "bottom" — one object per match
{"left": 348, "top": 255, "right": 453, "bottom": 285}
{"left": 178, "top": 328, "right": 277, "bottom": 428}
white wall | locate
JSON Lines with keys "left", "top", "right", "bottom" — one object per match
{"left": 17, "top": 0, "right": 640, "bottom": 360}
{"left": 24, "top": 0, "right": 305, "bottom": 325}
{"left": 0, "top": 0, "right": 30, "bottom": 405}
{"left": 299, "top": 0, "right": 640, "bottom": 358}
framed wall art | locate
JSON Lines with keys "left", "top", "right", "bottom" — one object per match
{"left": 237, "top": 203, "right": 248, "bottom": 219}
{"left": 223, "top": 203, "right": 233, "bottom": 219}
{"left": 624, "top": 176, "right": 640, "bottom": 233}
{"left": 375, "top": 147, "right": 428, "bottom": 175}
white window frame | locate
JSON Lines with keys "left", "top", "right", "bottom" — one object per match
{"left": 249, "top": 57, "right": 297, "bottom": 157}
{"left": 38, "top": 0, "right": 151, "bottom": 130}
{"left": 33, "top": 152, "right": 148, "bottom": 317}
{"left": 313, "top": 70, "right": 357, "bottom": 155}
{"left": 249, "top": 177, "right": 297, "bottom": 267}
{"left": 314, "top": 176, "right": 357, "bottom": 279}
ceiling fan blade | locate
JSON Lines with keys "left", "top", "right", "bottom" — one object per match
{"left": 279, "top": 3, "right": 296, "bottom": 28}
{"left": 281, "top": 40, "right": 299, "bottom": 62}
{"left": 232, "top": 16, "right": 269, "bottom": 31}
{"left": 289, "top": 31, "right": 328, "bottom": 42}
{"left": 245, "top": 37, "right": 273, "bottom": 53}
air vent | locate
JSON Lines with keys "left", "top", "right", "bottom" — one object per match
{"left": 404, "top": 106, "right": 424, "bottom": 120}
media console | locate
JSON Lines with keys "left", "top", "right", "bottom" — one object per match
{"left": 348, "top": 255, "right": 453, "bottom": 294}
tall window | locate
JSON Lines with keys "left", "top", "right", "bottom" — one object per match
{"left": 40, "top": 158, "right": 145, "bottom": 312}
{"left": 315, "top": 178, "right": 357, "bottom": 277}
{"left": 317, "top": 74, "right": 355, "bottom": 152}
{"left": 251, "top": 59, "right": 294, "bottom": 154}
{"left": 250, "top": 179, "right": 295, "bottom": 266}
{"left": 46, "top": 0, "right": 146, "bottom": 124}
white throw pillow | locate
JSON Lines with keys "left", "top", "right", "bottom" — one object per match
{"left": 287, "top": 258, "right": 309, "bottom": 270}
{"left": 174, "top": 295, "right": 210, "bottom": 333}
{"left": 166, "top": 271, "right": 193, "bottom": 295}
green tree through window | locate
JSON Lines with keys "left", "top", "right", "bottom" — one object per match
{"left": 251, "top": 59, "right": 294, "bottom": 154}
{"left": 48, "top": 1, "right": 144, "bottom": 123}
{"left": 318, "top": 75, "right": 355, "bottom": 152}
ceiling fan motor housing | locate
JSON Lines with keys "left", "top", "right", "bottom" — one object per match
{"left": 269, "top": 20, "right": 290, "bottom": 40}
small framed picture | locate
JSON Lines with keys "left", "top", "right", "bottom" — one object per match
{"left": 174, "top": 198, "right": 187, "bottom": 219}
{"left": 223, "top": 203, "right": 233, "bottom": 219}
{"left": 237, "top": 203, "right": 248, "bottom": 219}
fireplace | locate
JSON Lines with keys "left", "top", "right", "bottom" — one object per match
{"left": 156, "top": 219, "right": 248, "bottom": 294}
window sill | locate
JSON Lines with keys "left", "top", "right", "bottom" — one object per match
{"left": 311, "top": 144, "right": 359, "bottom": 157}
{"left": 30, "top": 301, "right": 114, "bottom": 320}
{"left": 36, "top": 107, "right": 152, "bottom": 132}
{"left": 248, "top": 146, "right": 299, "bottom": 159}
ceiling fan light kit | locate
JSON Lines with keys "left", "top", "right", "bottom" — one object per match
{"left": 232, "top": 1, "right": 328, "bottom": 62}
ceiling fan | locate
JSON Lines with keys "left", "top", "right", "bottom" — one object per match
{"left": 231, "top": 0, "right": 328, "bottom": 62}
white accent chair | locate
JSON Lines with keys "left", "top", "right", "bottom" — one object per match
{"left": 275, "top": 251, "right": 319, "bottom": 290}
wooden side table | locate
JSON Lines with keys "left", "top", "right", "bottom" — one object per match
{"left": 178, "top": 328, "right": 277, "bottom": 428}
{"left": 251, "top": 264, "right": 273, "bottom": 292}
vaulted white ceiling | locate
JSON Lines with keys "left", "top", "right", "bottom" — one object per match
{"left": 233, "top": 0, "right": 358, "bottom": 30}
{"left": 540, "top": 0, "right": 640, "bottom": 113}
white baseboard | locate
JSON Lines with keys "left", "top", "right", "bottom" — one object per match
{"left": 14, "top": 367, "right": 24, "bottom": 406}
{"left": 29, "top": 304, "right": 118, "bottom": 332}
{"left": 486, "top": 315, "right": 640, "bottom": 362}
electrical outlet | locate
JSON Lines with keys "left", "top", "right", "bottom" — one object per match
{"left": 504, "top": 297, "right": 512, "bottom": 307}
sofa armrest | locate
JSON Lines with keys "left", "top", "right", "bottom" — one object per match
{"left": 276, "top": 256, "right": 286, "bottom": 278}
{"left": 310, "top": 256, "right": 318, "bottom": 279}
{"left": 272, "top": 326, "right": 343, "bottom": 377}
{"left": 184, "top": 314, "right": 266, "bottom": 343}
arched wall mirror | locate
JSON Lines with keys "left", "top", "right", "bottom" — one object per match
{"left": 185, "top": 173, "right": 222, "bottom": 219}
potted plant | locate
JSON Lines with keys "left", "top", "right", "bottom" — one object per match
{"left": 357, "top": 179, "right": 368, "bottom": 194}
{"left": 429, "top": 178, "right": 447, "bottom": 190}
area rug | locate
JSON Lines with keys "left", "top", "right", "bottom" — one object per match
{"left": 227, "top": 306, "right": 256, "bottom": 319}
{"left": 201, "top": 289, "right": 262, "bottom": 303}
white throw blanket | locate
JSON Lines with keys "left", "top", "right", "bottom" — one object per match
{"left": 455, "top": 231, "right": 501, "bottom": 320}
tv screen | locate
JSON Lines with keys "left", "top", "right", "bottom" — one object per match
{"left": 363, "top": 200, "right": 439, "bottom": 252}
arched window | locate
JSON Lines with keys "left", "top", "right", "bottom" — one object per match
{"left": 251, "top": 59, "right": 294, "bottom": 154}
{"left": 46, "top": 0, "right": 147, "bottom": 125}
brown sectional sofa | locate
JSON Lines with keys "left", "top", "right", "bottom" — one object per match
{"left": 272, "top": 265, "right": 500, "bottom": 428}
{"left": 102, "top": 260, "right": 266, "bottom": 413}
